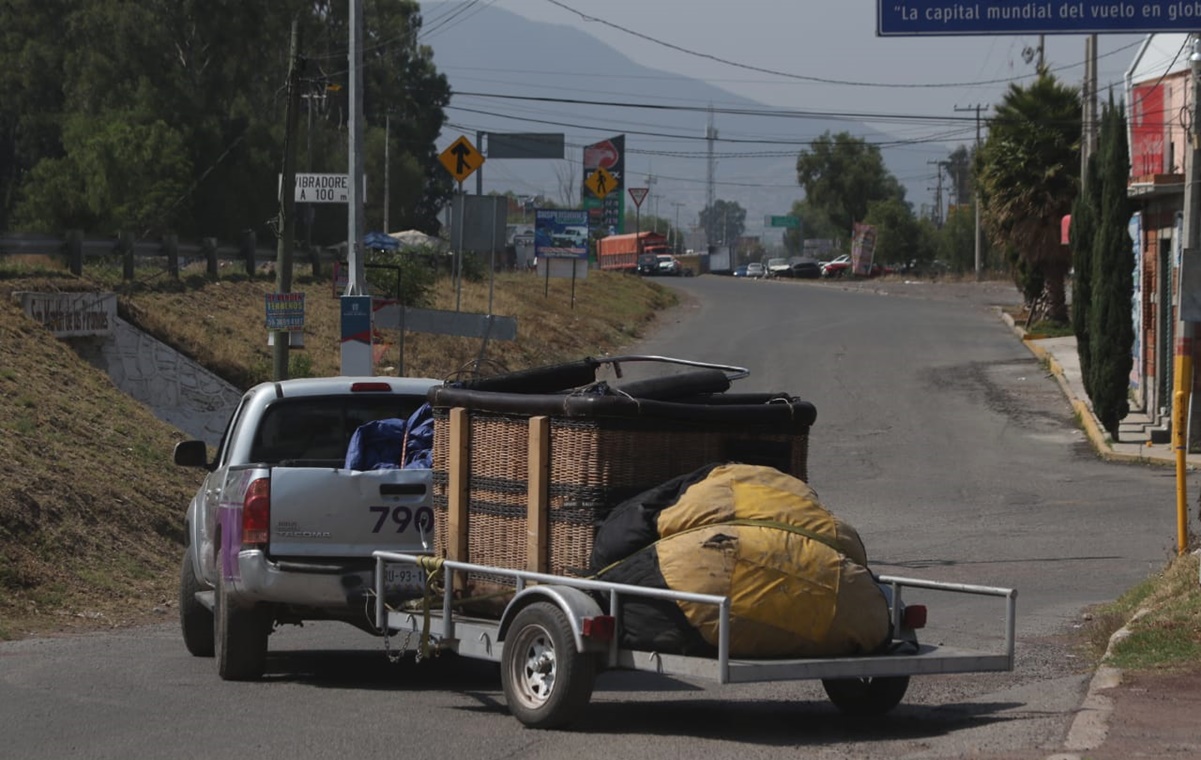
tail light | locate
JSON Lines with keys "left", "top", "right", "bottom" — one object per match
{"left": 901, "top": 604, "right": 928, "bottom": 630}
{"left": 581, "top": 615, "right": 615, "bottom": 642}
{"left": 243, "top": 477, "right": 270, "bottom": 547}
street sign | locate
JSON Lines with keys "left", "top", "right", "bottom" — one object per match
{"left": 628, "top": 187, "right": 649, "bottom": 208}
{"left": 586, "top": 166, "right": 616, "bottom": 199}
{"left": 766, "top": 215, "right": 800, "bottom": 229}
{"left": 285, "top": 173, "right": 354, "bottom": 203}
{"left": 486, "top": 132, "right": 565, "bottom": 159}
{"left": 439, "top": 136, "right": 484, "bottom": 183}
{"left": 878, "top": 1, "right": 1201, "bottom": 36}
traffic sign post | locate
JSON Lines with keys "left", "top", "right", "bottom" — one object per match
{"left": 628, "top": 187, "right": 649, "bottom": 255}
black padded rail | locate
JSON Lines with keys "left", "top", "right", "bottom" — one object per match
{"left": 450, "top": 358, "right": 601, "bottom": 394}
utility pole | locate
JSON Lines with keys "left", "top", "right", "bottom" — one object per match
{"left": 272, "top": 19, "right": 303, "bottom": 382}
{"left": 956, "top": 104, "right": 988, "bottom": 280}
{"left": 672, "top": 201, "right": 685, "bottom": 252}
{"left": 927, "top": 160, "right": 946, "bottom": 227}
{"left": 706, "top": 108, "right": 717, "bottom": 251}
{"left": 1173, "top": 35, "right": 1201, "bottom": 555}
{"left": 383, "top": 114, "right": 390, "bottom": 234}
{"left": 1082, "top": 34, "right": 1099, "bottom": 185}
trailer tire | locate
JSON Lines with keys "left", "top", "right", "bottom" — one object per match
{"left": 822, "top": 676, "right": 909, "bottom": 716}
{"left": 501, "top": 602, "right": 594, "bottom": 729}
{"left": 179, "top": 550, "right": 214, "bottom": 657}
{"left": 214, "top": 548, "right": 269, "bottom": 681}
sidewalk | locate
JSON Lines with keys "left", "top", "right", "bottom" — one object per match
{"left": 1002, "top": 311, "right": 1201, "bottom": 469}
{"left": 1001, "top": 310, "right": 1201, "bottom": 760}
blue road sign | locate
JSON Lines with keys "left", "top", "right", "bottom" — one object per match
{"left": 878, "top": 1, "right": 1201, "bottom": 36}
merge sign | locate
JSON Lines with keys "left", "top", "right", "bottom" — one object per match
{"left": 878, "top": 1, "right": 1201, "bottom": 35}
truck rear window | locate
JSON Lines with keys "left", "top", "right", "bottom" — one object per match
{"left": 250, "top": 396, "right": 425, "bottom": 465}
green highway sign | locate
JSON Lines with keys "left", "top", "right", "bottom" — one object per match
{"left": 766, "top": 215, "right": 800, "bottom": 229}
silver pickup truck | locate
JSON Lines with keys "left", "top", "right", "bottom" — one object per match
{"left": 173, "top": 376, "right": 439, "bottom": 680}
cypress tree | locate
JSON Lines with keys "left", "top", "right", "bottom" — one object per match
{"left": 1071, "top": 150, "right": 1101, "bottom": 400}
{"left": 1087, "top": 98, "right": 1134, "bottom": 439}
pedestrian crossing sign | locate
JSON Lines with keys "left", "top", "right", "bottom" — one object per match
{"left": 585, "top": 166, "right": 616, "bottom": 199}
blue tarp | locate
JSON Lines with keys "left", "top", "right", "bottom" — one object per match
{"left": 364, "top": 231, "right": 399, "bottom": 251}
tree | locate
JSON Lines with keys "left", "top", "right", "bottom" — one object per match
{"left": 976, "top": 70, "right": 1080, "bottom": 323}
{"left": 783, "top": 199, "right": 844, "bottom": 252}
{"left": 795, "top": 131, "right": 905, "bottom": 234}
{"left": 700, "top": 199, "right": 746, "bottom": 247}
{"left": 863, "top": 198, "right": 922, "bottom": 268}
{"left": 1070, "top": 149, "right": 1101, "bottom": 400}
{"left": 945, "top": 145, "right": 974, "bottom": 207}
{"left": 1087, "top": 98, "right": 1134, "bottom": 439}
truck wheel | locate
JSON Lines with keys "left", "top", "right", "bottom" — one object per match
{"left": 179, "top": 550, "right": 214, "bottom": 657}
{"left": 822, "top": 676, "right": 909, "bottom": 716}
{"left": 501, "top": 602, "right": 594, "bottom": 729}
{"left": 213, "top": 548, "right": 269, "bottom": 681}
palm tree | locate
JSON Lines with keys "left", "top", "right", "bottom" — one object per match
{"left": 976, "top": 70, "right": 1081, "bottom": 323}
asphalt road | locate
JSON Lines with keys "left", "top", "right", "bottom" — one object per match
{"left": 1, "top": 275, "right": 1187, "bottom": 759}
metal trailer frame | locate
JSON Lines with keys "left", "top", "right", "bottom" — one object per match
{"left": 372, "top": 552, "right": 1016, "bottom": 686}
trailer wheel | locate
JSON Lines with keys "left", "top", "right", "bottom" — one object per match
{"left": 214, "top": 548, "right": 269, "bottom": 681}
{"left": 822, "top": 676, "right": 909, "bottom": 716}
{"left": 179, "top": 550, "right": 214, "bottom": 657}
{"left": 501, "top": 602, "right": 594, "bottom": 729}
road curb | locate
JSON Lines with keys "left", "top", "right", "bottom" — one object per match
{"left": 997, "top": 309, "right": 1167, "bottom": 467}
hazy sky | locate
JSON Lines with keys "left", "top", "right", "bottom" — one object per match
{"left": 420, "top": 1, "right": 1179, "bottom": 233}
{"left": 487, "top": 1, "right": 1148, "bottom": 139}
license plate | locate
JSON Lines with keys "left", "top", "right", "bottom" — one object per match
{"left": 385, "top": 565, "right": 424, "bottom": 596}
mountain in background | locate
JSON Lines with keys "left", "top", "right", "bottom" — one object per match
{"left": 421, "top": 2, "right": 953, "bottom": 244}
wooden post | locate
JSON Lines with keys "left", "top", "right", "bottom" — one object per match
{"left": 527, "top": 416, "right": 550, "bottom": 573}
{"left": 65, "top": 230, "right": 83, "bottom": 276}
{"left": 164, "top": 234, "right": 179, "bottom": 279}
{"left": 241, "top": 230, "right": 256, "bottom": 278}
{"left": 120, "top": 231, "right": 134, "bottom": 281}
{"left": 202, "top": 237, "right": 218, "bottom": 279}
{"left": 447, "top": 407, "right": 471, "bottom": 590}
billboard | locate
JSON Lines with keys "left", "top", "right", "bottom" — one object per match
{"left": 877, "top": 1, "right": 1201, "bottom": 36}
{"left": 534, "top": 209, "right": 590, "bottom": 259}
{"left": 851, "top": 223, "right": 878, "bottom": 277}
{"left": 1131, "top": 82, "right": 1167, "bottom": 176}
{"left": 582, "top": 135, "right": 625, "bottom": 235}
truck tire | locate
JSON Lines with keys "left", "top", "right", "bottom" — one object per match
{"left": 822, "top": 676, "right": 909, "bottom": 716}
{"left": 214, "top": 547, "right": 269, "bottom": 681}
{"left": 179, "top": 550, "right": 214, "bottom": 657}
{"left": 501, "top": 602, "right": 594, "bottom": 729}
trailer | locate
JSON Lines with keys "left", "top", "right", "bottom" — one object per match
{"left": 370, "top": 355, "right": 1017, "bottom": 728}
{"left": 373, "top": 552, "right": 1016, "bottom": 729}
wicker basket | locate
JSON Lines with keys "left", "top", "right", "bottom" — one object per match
{"left": 428, "top": 382, "right": 815, "bottom": 592}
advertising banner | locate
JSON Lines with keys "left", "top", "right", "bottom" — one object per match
{"left": 265, "top": 293, "right": 305, "bottom": 332}
{"left": 851, "top": 223, "right": 878, "bottom": 277}
{"left": 18, "top": 291, "right": 116, "bottom": 337}
{"left": 1131, "top": 82, "right": 1166, "bottom": 176}
{"left": 534, "top": 209, "right": 590, "bottom": 259}
{"left": 582, "top": 135, "right": 625, "bottom": 235}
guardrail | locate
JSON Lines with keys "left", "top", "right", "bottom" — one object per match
{"left": 0, "top": 231, "right": 329, "bottom": 280}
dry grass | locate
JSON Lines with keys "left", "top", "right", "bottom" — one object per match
{"left": 0, "top": 258, "right": 676, "bottom": 639}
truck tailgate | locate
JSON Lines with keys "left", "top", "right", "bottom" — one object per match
{"left": 268, "top": 467, "right": 433, "bottom": 557}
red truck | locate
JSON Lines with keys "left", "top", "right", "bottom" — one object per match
{"left": 597, "top": 231, "right": 670, "bottom": 272}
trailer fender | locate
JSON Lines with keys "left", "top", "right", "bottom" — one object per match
{"left": 497, "top": 586, "right": 608, "bottom": 654}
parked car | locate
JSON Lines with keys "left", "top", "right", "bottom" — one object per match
{"left": 732, "top": 265, "right": 749, "bottom": 277}
{"left": 636, "top": 254, "right": 659, "bottom": 276}
{"left": 822, "top": 257, "right": 882, "bottom": 279}
{"left": 746, "top": 262, "right": 766, "bottom": 279}
{"left": 785, "top": 258, "right": 822, "bottom": 279}
{"left": 766, "top": 257, "right": 791, "bottom": 278}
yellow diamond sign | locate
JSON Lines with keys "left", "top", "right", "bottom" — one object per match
{"left": 585, "top": 166, "right": 616, "bottom": 199}
{"left": 439, "top": 136, "right": 484, "bottom": 183}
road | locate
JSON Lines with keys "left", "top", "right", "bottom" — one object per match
{"left": 0, "top": 275, "right": 1186, "bottom": 759}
